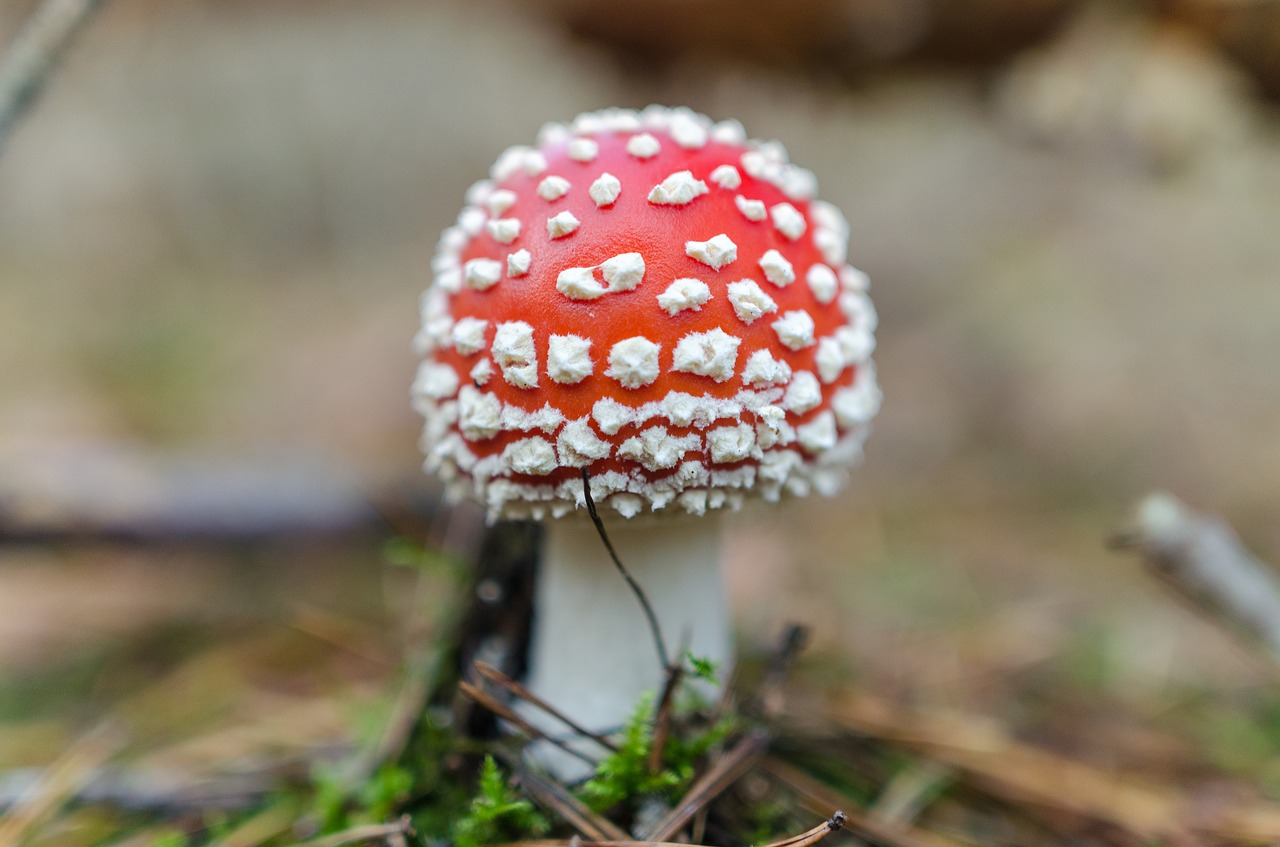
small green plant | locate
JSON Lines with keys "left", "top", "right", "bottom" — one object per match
{"left": 451, "top": 756, "right": 549, "bottom": 847}
{"left": 578, "top": 694, "right": 686, "bottom": 813}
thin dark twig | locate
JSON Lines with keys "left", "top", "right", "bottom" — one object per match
{"left": 473, "top": 662, "right": 617, "bottom": 752}
{"left": 580, "top": 469, "right": 670, "bottom": 671}
{"left": 497, "top": 754, "right": 630, "bottom": 842}
{"left": 641, "top": 729, "right": 772, "bottom": 842}
{"left": 647, "top": 663, "right": 685, "bottom": 773}
{"left": 457, "top": 681, "right": 599, "bottom": 768}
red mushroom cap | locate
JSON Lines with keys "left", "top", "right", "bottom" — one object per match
{"left": 414, "top": 107, "right": 880, "bottom": 520}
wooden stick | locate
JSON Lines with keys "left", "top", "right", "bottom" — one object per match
{"left": 639, "top": 729, "right": 770, "bottom": 842}
{"left": 473, "top": 662, "right": 618, "bottom": 752}
{"left": 457, "top": 681, "right": 598, "bottom": 768}
{"left": 1112, "top": 492, "right": 1280, "bottom": 672}
{"left": 0, "top": 0, "right": 107, "bottom": 154}
{"left": 498, "top": 755, "right": 630, "bottom": 842}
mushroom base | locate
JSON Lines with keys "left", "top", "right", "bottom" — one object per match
{"left": 521, "top": 513, "right": 731, "bottom": 778}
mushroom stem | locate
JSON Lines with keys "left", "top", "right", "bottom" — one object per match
{"left": 522, "top": 514, "right": 731, "bottom": 776}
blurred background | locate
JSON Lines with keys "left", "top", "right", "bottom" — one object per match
{"left": 3, "top": 0, "right": 1280, "bottom": 823}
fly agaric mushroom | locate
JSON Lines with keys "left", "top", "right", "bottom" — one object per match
{"left": 413, "top": 106, "right": 880, "bottom": 759}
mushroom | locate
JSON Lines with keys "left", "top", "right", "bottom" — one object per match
{"left": 413, "top": 106, "right": 880, "bottom": 769}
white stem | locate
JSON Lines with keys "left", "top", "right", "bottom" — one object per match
{"left": 521, "top": 514, "right": 731, "bottom": 777}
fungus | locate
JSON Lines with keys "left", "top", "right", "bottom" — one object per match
{"left": 413, "top": 106, "right": 881, "bottom": 771}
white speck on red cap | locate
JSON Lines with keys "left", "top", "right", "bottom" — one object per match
{"left": 707, "top": 423, "right": 755, "bottom": 464}
{"left": 557, "top": 418, "right": 612, "bottom": 466}
{"left": 742, "top": 348, "right": 788, "bottom": 388}
{"left": 772, "top": 310, "right": 816, "bottom": 350}
{"left": 770, "top": 203, "right": 807, "bottom": 240}
{"left": 657, "top": 278, "right": 712, "bottom": 315}
{"left": 735, "top": 196, "right": 767, "bottom": 222}
{"left": 685, "top": 234, "right": 737, "bottom": 269}
{"left": 464, "top": 259, "right": 502, "bottom": 290}
{"left": 487, "top": 218, "right": 521, "bottom": 244}
{"left": 672, "top": 328, "right": 741, "bottom": 382}
{"left": 710, "top": 165, "right": 741, "bottom": 190}
{"left": 600, "top": 253, "right": 645, "bottom": 291}
{"left": 503, "top": 437, "right": 557, "bottom": 475}
{"left": 606, "top": 337, "right": 661, "bottom": 388}
{"left": 451, "top": 318, "right": 488, "bottom": 355}
{"left": 758, "top": 249, "right": 795, "bottom": 287}
{"left": 507, "top": 249, "right": 531, "bottom": 278}
{"left": 547, "top": 334, "right": 593, "bottom": 384}
{"left": 492, "top": 322, "right": 538, "bottom": 388}
{"left": 726, "top": 279, "right": 777, "bottom": 324}
{"left": 567, "top": 138, "right": 599, "bottom": 162}
{"left": 806, "top": 264, "right": 838, "bottom": 303}
{"left": 626, "top": 133, "right": 661, "bottom": 159}
{"left": 648, "top": 171, "right": 708, "bottom": 206}
{"left": 589, "top": 173, "right": 622, "bottom": 207}
{"left": 486, "top": 189, "right": 517, "bottom": 216}
{"left": 784, "top": 371, "right": 822, "bottom": 414}
{"left": 556, "top": 266, "right": 604, "bottom": 300}
{"left": 546, "top": 211, "right": 580, "bottom": 239}
{"left": 469, "top": 358, "right": 493, "bottom": 386}
{"left": 537, "top": 175, "right": 571, "bottom": 201}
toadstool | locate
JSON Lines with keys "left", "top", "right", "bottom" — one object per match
{"left": 413, "top": 106, "right": 880, "bottom": 765}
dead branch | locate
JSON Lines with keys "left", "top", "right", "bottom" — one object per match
{"left": 458, "top": 680, "right": 599, "bottom": 769}
{"left": 1112, "top": 492, "right": 1280, "bottom": 672}
{"left": 0, "top": 0, "right": 106, "bottom": 154}
{"left": 474, "top": 662, "right": 618, "bottom": 753}
{"left": 639, "top": 729, "right": 771, "bottom": 842}
{"left": 500, "top": 756, "right": 631, "bottom": 842}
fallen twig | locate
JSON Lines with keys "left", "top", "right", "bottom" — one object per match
{"left": 458, "top": 681, "right": 598, "bottom": 768}
{"left": 1112, "top": 492, "right": 1280, "bottom": 672}
{"left": 640, "top": 729, "right": 771, "bottom": 842}
{"left": 647, "top": 663, "right": 686, "bottom": 774}
{"left": 0, "top": 0, "right": 106, "bottom": 154}
{"left": 474, "top": 662, "right": 618, "bottom": 753}
{"left": 500, "top": 756, "right": 630, "bottom": 842}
